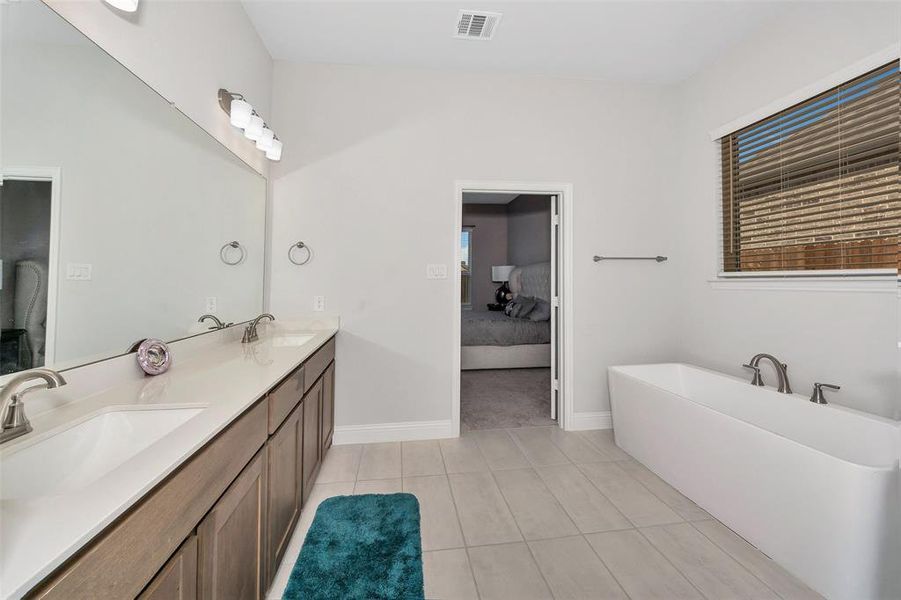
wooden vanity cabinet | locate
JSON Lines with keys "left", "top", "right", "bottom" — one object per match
{"left": 264, "top": 404, "right": 302, "bottom": 586}
{"left": 321, "top": 362, "right": 335, "bottom": 454}
{"left": 301, "top": 377, "right": 323, "bottom": 504}
{"left": 29, "top": 334, "right": 336, "bottom": 600}
{"left": 138, "top": 536, "right": 198, "bottom": 600}
{"left": 31, "top": 401, "right": 268, "bottom": 600}
{"left": 197, "top": 447, "right": 268, "bottom": 600}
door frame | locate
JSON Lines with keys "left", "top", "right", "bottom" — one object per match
{"left": 452, "top": 180, "right": 574, "bottom": 435}
{"left": 2, "top": 166, "right": 62, "bottom": 367}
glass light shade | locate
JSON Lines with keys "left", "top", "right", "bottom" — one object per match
{"left": 244, "top": 115, "right": 264, "bottom": 141}
{"left": 491, "top": 265, "right": 516, "bottom": 282}
{"left": 103, "top": 0, "right": 139, "bottom": 11}
{"left": 229, "top": 99, "right": 252, "bottom": 128}
{"left": 256, "top": 128, "right": 275, "bottom": 151}
{"left": 266, "top": 139, "right": 283, "bottom": 161}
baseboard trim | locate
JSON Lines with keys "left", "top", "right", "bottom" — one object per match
{"left": 333, "top": 419, "right": 455, "bottom": 445}
{"left": 569, "top": 411, "right": 613, "bottom": 431}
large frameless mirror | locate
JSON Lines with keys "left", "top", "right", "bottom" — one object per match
{"left": 1, "top": 0, "right": 266, "bottom": 375}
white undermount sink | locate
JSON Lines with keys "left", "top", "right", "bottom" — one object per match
{"left": 271, "top": 333, "right": 315, "bottom": 347}
{"left": 0, "top": 407, "right": 203, "bottom": 500}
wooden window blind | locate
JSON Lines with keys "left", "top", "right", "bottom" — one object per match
{"left": 720, "top": 60, "right": 900, "bottom": 274}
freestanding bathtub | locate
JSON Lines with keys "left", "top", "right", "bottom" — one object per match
{"left": 609, "top": 363, "right": 901, "bottom": 600}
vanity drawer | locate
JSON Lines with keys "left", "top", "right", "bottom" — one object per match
{"left": 268, "top": 365, "right": 305, "bottom": 434}
{"left": 303, "top": 337, "right": 335, "bottom": 393}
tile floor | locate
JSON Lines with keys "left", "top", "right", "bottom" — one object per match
{"left": 267, "top": 427, "right": 822, "bottom": 600}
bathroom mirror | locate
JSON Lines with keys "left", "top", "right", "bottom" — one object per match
{"left": 0, "top": 1, "right": 266, "bottom": 375}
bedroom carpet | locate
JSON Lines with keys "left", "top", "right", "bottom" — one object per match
{"left": 461, "top": 368, "right": 555, "bottom": 431}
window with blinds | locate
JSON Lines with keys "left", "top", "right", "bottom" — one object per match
{"left": 720, "top": 60, "right": 900, "bottom": 275}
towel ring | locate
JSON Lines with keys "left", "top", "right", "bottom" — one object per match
{"left": 288, "top": 241, "right": 313, "bottom": 266}
{"left": 220, "top": 241, "right": 246, "bottom": 266}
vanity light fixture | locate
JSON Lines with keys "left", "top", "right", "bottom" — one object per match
{"left": 218, "top": 88, "right": 283, "bottom": 161}
{"left": 244, "top": 115, "right": 264, "bottom": 141}
{"left": 266, "top": 139, "right": 283, "bottom": 161}
{"left": 256, "top": 127, "right": 275, "bottom": 151}
{"left": 103, "top": 0, "right": 139, "bottom": 12}
{"left": 229, "top": 98, "right": 253, "bottom": 128}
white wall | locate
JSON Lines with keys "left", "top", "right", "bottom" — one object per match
{"left": 670, "top": 2, "right": 901, "bottom": 419}
{"left": 269, "top": 62, "right": 681, "bottom": 430}
{"left": 44, "top": 0, "right": 273, "bottom": 176}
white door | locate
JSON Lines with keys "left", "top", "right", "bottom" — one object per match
{"left": 550, "top": 194, "right": 560, "bottom": 421}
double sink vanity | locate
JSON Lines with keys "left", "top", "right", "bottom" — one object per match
{"left": 0, "top": 3, "right": 329, "bottom": 598}
{"left": 0, "top": 322, "right": 338, "bottom": 599}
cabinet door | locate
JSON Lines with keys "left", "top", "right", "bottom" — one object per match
{"left": 301, "top": 378, "right": 322, "bottom": 504}
{"left": 265, "top": 405, "right": 302, "bottom": 587}
{"left": 138, "top": 535, "right": 198, "bottom": 600}
{"left": 198, "top": 447, "right": 267, "bottom": 600}
{"left": 321, "top": 362, "right": 335, "bottom": 454}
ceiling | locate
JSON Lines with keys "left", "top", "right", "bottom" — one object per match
{"left": 241, "top": 1, "right": 796, "bottom": 84}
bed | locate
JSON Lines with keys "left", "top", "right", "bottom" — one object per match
{"left": 461, "top": 262, "right": 551, "bottom": 370}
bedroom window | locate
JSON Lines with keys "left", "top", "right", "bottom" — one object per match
{"left": 719, "top": 60, "right": 900, "bottom": 275}
{"left": 461, "top": 227, "right": 473, "bottom": 308}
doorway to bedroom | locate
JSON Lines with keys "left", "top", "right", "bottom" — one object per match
{"left": 454, "top": 184, "right": 568, "bottom": 434}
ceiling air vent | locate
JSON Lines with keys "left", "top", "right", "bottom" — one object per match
{"left": 455, "top": 10, "right": 502, "bottom": 40}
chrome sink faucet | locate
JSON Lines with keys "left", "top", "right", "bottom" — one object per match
{"left": 242, "top": 314, "right": 275, "bottom": 343}
{"left": 199, "top": 314, "right": 231, "bottom": 330}
{"left": 0, "top": 368, "right": 67, "bottom": 444}
{"left": 743, "top": 354, "right": 792, "bottom": 394}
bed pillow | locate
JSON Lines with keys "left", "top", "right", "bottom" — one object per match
{"left": 505, "top": 296, "right": 539, "bottom": 319}
{"left": 528, "top": 298, "right": 551, "bottom": 322}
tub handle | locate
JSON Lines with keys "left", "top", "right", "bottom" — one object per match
{"left": 741, "top": 364, "right": 764, "bottom": 386}
{"left": 810, "top": 383, "right": 840, "bottom": 405}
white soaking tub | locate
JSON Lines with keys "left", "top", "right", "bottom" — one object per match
{"left": 608, "top": 363, "right": 901, "bottom": 600}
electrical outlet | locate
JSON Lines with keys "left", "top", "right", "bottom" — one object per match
{"left": 313, "top": 295, "right": 325, "bottom": 311}
{"left": 66, "top": 263, "right": 92, "bottom": 281}
{"left": 426, "top": 264, "right": 448, "bottom": 280}
{"left": 205, "top": 297, "right": 217, "bottom": 313}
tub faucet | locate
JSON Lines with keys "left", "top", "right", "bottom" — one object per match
{"left": 1, "top": 368, "right": 67, "bottom": 444}
{"left": 746, "top": 354, "right": 792, "bottom": 394}
{"left": 242, "top": 313, "right": 275, "bottom": 343}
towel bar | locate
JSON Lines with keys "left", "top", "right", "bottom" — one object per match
{"left": 593, "top": 255, "right": 667, "bottom": 262}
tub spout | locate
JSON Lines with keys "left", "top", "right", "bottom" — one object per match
{"left": 748, "top": 354, "right": 792, "bottom": 394}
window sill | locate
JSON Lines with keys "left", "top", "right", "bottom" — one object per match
{"left": 709, "top": 274, "right": 899, "bottom": 294}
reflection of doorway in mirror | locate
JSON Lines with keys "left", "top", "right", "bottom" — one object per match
{"left": 1, "top": 168, "right": 61, "bottom": 375}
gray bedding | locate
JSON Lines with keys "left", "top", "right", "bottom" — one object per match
{"left": 461, "top": 310, "right": 551, "bottom": 347}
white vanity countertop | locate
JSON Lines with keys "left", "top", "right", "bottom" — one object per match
{"left": 0, "top": 320, "right": 338, "bottom": 600}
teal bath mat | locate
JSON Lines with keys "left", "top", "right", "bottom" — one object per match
{"left": 284, "top": 493, "right": 425, "bottom": 600}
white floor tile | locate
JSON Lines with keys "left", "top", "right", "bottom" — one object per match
{"left": 528, "top": 536, "right": 628, "bottom": 600}
{"left": 423, "top": 549, "right": 479, "bottom": 600}
{"left": 493, "top": 468, "right": 578, "bottom": 540}
{"left": 641, "top": 523, "right": 780, "bottom": 600}
{"left": 402, "top": 440, "right": 446, "bottom": 477}
{"left": 448, "top": 471, "right": 523, "bottom": 546}
{"left": 468, "top": 543, "right": 553, "bottom": 600}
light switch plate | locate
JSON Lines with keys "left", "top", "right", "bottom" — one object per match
{"left": 426, "top": 264, "right": 448, "bottom": 280}
{"left": 66, "top": 263, "right": 92, "bottom": 281}
{"left": 313, "top": 295, "right": 325, "bottom": 311}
